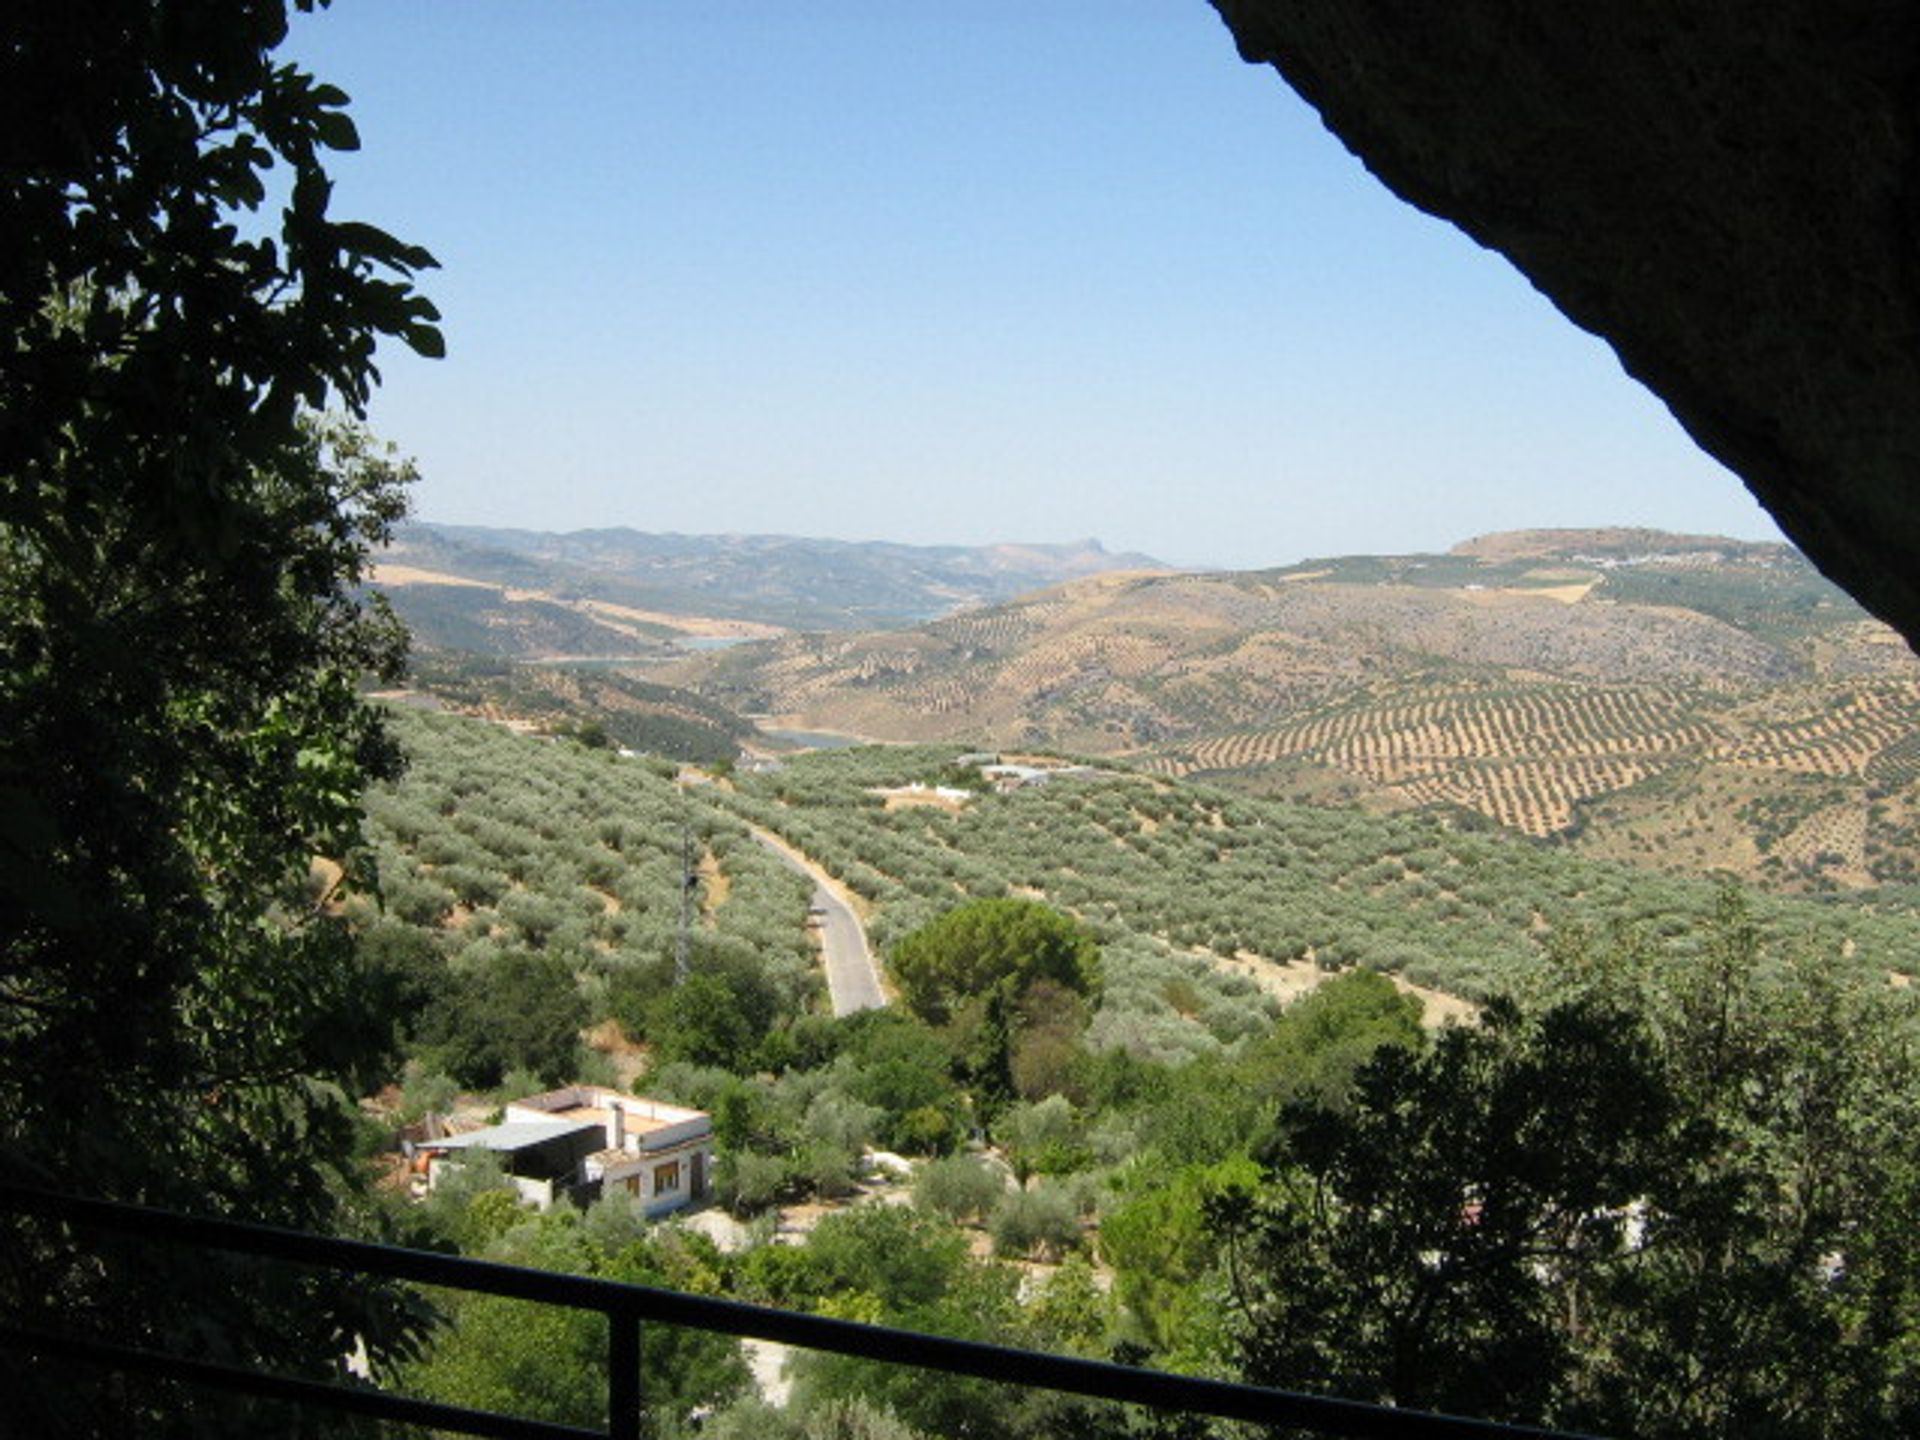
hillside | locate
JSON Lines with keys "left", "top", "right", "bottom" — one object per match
{"left": 373, "top": 522, "right": 1167, "bottom": 654}
{"left": 383, "top": 652, "right": 758, "bottom": 765}
{"left": 360, "top": 703, "right": 1920, "bottom": 1440}
{"left": 660, "top": 530, "right": 1920, "bottom": 887}
{"left": 363, "top": 709, "right": 1920, "bottom": 1051}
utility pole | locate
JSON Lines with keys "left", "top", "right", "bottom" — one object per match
{"left": 675, "top": 801, "right": 693, "bottom": 986}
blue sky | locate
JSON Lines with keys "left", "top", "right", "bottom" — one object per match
{"left": 288, "top": 2, "right": 1782, "bottom": 571}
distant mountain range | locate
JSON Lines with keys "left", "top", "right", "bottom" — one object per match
{"left": 373, "top": 522, "right": 1166, "bottom": 652}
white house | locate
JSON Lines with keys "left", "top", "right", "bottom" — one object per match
{"left": 505, "top": 1086, "right": 715, "bottom": 1217}
{"left": 412, "top": 1086, "right": 715, "bottom": 1217}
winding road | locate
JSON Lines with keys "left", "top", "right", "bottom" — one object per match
{"left": 750, "top": 828, "right": 886, "bottom": 1016}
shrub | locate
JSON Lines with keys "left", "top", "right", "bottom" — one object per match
{"left": 797, "top": 1144, "right": 858, "bottom": 1201}
{"left": 994, "top": 1095, "right": 1087, "bottom": 1181}
{"left": 805, "top": 1092, "right": 884, "bottom": 1153}
{"left": 385, "top": 873, "right": 457, "bottom": 928}
{"left": 440, "top": 863, "right": 508, "bottom": 908}
{"left": 719, "top": 1152, "right": 788, "bottom": 1217}
{"left": 988, "top": 1183, "right": 1082, "bottom": 1261}
{"left": 420, "top": 949, "right": 587, "bottom": 1089}
{"left": 913, "top": 1154, "right": 1006, "bottom": 1223}
{"left": 893, "top": 1104, "right": 963, "bottom": 1157}
{"left": 803, "top": 1205, "right": 970, "bottom": 1313}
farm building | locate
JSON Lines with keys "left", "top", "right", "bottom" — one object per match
{"left": 412, "top": 1086, "right": 714, "bottom": 1217}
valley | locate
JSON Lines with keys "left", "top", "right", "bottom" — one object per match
{"left": 349, "top": 522, "right": 1920, "bottom": 1436}
{"left": 377, "top": 522, "right": 1166, "bottom": 652}
{"left": 379, "top": 524, "right": 1920, "bottom": 894}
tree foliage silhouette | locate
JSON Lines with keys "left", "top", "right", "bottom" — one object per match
{"left": 2, "top": 2, "right": 441, "bottom": 1431}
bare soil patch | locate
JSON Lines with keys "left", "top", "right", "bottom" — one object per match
{"left": 698, "top": 847, "right": 730, "bottom": 916}
{"left": 369, "top": 563, "right": 495, "bottom": 589}
{"left": 1509, "top": 581, "right": 1598, "bottom": 605}
{"left": 1221, "top": 949, "right": 1478, "bottom": 1027}
{"left": 583, "top": 1019, "right": 650, "bottom": 1089}
{"left": 878, "top": 787, "right": 969, "bottom": 812}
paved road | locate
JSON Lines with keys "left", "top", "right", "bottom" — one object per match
{"left": 750, "top": 829, "right": 886, "bottom": 1016}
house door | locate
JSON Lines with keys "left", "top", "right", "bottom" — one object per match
{"left": 690, "top": 1151, "right": 706, "bottom": 1199}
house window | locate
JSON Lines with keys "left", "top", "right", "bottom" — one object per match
{"left": 655, "top": 1161, "right": 680, "bottom": 1193}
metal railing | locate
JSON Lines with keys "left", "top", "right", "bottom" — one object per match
{"left": 0, "top": 1183, "right": 1607, "bottom": 1440}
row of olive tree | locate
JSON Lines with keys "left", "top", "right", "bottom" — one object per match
{"left": 716, "top": 745, "right": 1920, "bottom": 1003}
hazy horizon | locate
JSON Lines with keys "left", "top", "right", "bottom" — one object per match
{"left": 401, "top": 514, "right": 1797, "bottom": 579}
{"left": 401, "top": 513, "right": 1790, "bottom": 576}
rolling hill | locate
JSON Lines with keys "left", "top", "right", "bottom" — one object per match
{"left": 657, "top": 530, "right": 1920, "bottom": 887}
{"left": 372, "top": 522, "right": 1167, "bottom": 656}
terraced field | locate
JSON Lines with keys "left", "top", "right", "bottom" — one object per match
{"left": 1709, "top": 681, "right": 1920, "bottom": 775}
{"left": 1158, "top": 683, "right": 1724, "bottom": 835}
{"left": 1154, "top": 678, "right": 1920, "bottom": 845}
{"left": 1185, "top": 685, "right": 1710, "bottom": 771}
{"left": 1867, "top": 731, "right": 1920, "bottom": 791}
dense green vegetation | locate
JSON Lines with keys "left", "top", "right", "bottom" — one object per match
{"left": 357, "top": 708, "right": 819, "bottom": 1090}
{"left": 1228, "top": 903, "right": 1920, "bottom": 1437}
{"left": 891, "top": 898, "right": 1101, "bottom": 1026}
{"left": 715, "top": 742, "right": 1920, "bottom": 1009}
{"left": 348, "top": 709, "right": 1920, "bottom": 1437}
{"left": 396, "top": 1184, "right": 748, "bottom": 1428}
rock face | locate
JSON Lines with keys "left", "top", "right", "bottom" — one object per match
{"left": 1208, "top": 2, "right": 1920, "bottom": 650}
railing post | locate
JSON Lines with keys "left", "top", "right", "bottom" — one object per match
{"left": 609, "top": 1308, "right": 643, "bottom": 1440}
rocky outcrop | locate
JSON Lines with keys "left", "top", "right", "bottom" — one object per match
{"left": 1208, "top": 2, "right": 1920, "bottom": 650}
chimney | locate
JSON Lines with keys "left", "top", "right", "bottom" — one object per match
{"left": 609, "top": 1103, "right": 626, "bottom": 1150}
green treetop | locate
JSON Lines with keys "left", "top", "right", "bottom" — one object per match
{"left": 889, "top": 897, "right": 1101, "bottom": 1027}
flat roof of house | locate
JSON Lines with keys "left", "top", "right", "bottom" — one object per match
{"left": 510, "top": 1086, "right": 709, "bottom": 1136}
{"left": 561, "top": 1107, "right": 716, "bottom": 1149}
